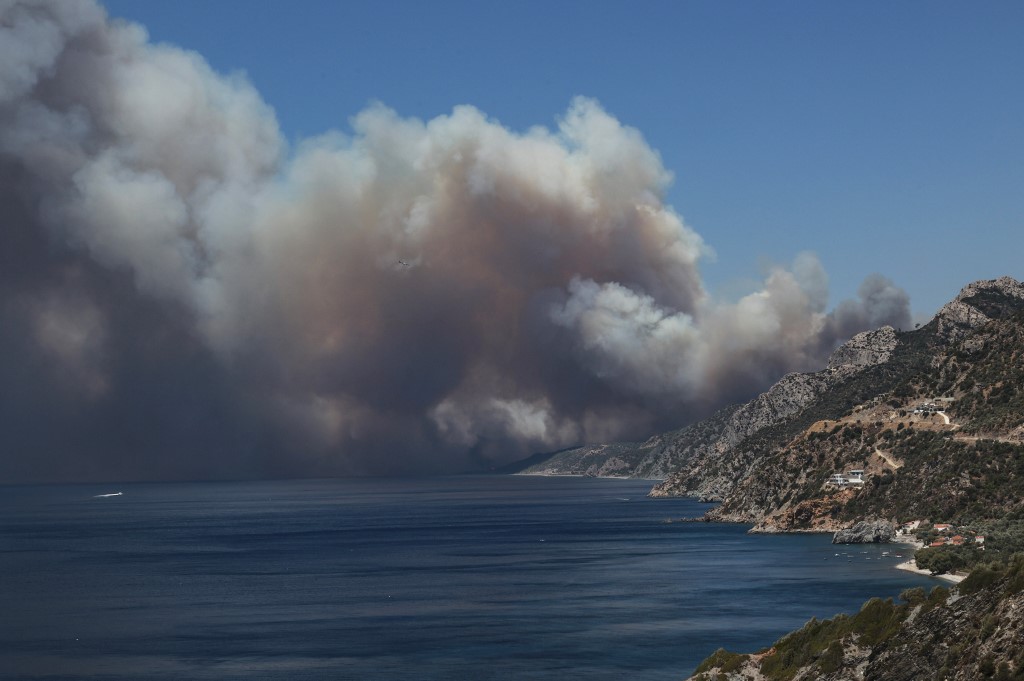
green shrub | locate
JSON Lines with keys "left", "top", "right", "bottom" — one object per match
{"left": 899, "top": 586, "right": 927, "bottom": 604}
{"left": 959, "top": 563, "right": 1005, "bottom": 596}
{"left": 920, "top": 585, "right": 950, "bottom": 614}
{"left": 981, "top": 614, "right": 998, "bottom": 640}
{"left": 818, "top": 640, "right": 844, "bottom": 674}
{"left": 692, "top": 648, "right": 748, "bottom": 676}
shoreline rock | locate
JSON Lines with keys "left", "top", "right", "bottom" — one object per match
{"left": 832, "top": 519, "right": 897, "bottom": 544}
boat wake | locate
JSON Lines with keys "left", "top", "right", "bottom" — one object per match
{"left": 93, "top": 492, "right": 123, "bottom": 498}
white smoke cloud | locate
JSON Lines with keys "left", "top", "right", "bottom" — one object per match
{"left": 0, "top": 0, "right": 912, "bottom": 480}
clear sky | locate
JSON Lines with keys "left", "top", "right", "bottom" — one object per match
{"left": 100, "top": 0, "right": 1024, "bottom": 319}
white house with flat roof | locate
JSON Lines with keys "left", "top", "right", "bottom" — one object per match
{"left": 828, "top": 473, "right": 848, "bottom": 486}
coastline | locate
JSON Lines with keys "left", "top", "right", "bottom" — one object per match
{"left": 517, "top": 481, "right": 970, "bottom": 586}
{"left": 511, "top": 471, "right": 664, "bottom": 481}
{"left": 891, "top": 537, "right": 966, "bottom": 583}
{"left": 895, "top": 559, "right": 965, "bottom": 584}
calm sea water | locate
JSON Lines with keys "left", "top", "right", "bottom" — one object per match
{"left": 0, "top": 475, "right": 935, "bottom": 680}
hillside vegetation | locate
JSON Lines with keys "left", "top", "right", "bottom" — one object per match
{"left": 689, "top": 556, "right": 1024, "bottom": 681}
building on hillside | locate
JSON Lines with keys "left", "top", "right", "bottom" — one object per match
{"left": 847, "top": 469, "right": 865, "bottom": 484}
{"left": 827, "top": 473, "right": 848, "bottom": 486}
{"left": 934, "top": 523, "right": 953, "bottom": 533}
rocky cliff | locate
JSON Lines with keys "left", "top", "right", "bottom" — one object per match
{"left": 832, "top": 520, "right": 896, "bottom": 545}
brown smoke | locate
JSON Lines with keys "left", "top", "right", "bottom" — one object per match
{"left": 0, "top": 1, "right": 910, "bottom": 481}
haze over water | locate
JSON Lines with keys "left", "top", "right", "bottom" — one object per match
{"left": 1, "top": 475, "right": 934, "bottom": 680}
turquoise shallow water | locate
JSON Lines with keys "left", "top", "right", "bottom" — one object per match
{"left": 0, "top": 475, "right": 935, "bottom": 679}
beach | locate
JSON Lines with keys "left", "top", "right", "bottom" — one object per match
{"left": 895, "top": 560, "right": 965, "bottom": 583}
{"left": 892, "top": 537, "right": 966, "bottom": 584}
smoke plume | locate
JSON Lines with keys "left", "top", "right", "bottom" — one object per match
{"left": 0, "top": 0, "right": 911, "bottom": 482}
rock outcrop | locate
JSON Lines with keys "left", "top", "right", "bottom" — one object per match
{"left": 827, "top": 326, "right": 898, "bottom": 369}
{"left": 831, "top": 519, "right": 896, "bottom": 544}
{"left": 933, "top": 276, "right": 1024, "bottom": 343}
{"left": 749, "top": 491, "right": 857, "bottom": 534}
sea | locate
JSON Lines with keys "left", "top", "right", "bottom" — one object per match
{"left": 0, "top": 475, "right": 936, "bottom": 680}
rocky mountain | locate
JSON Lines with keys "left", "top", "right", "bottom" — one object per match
{"left": 685, "top": 276, "right": 1024, "bottom": 535}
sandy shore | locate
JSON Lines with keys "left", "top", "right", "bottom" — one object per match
{"left": 890, "top": 536, "right": 966, "bottom": 583}
{"left": 895, "top": 559, "right": 965, "bottom": 583}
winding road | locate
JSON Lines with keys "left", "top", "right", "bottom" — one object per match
{"left": 874, "top": 447, "right": 903, "bottom": 470}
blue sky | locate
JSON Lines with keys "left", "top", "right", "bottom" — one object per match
{"left": 101, "top": 0, "right": 1023, "bottom": 319}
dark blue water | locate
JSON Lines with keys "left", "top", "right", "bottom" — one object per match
{"left": 0, "top": 475, "right": 934, "bottom": 680}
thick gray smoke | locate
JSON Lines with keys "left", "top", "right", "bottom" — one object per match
{"left": 0, "top": 0, "right": 911, "bottom": 482}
